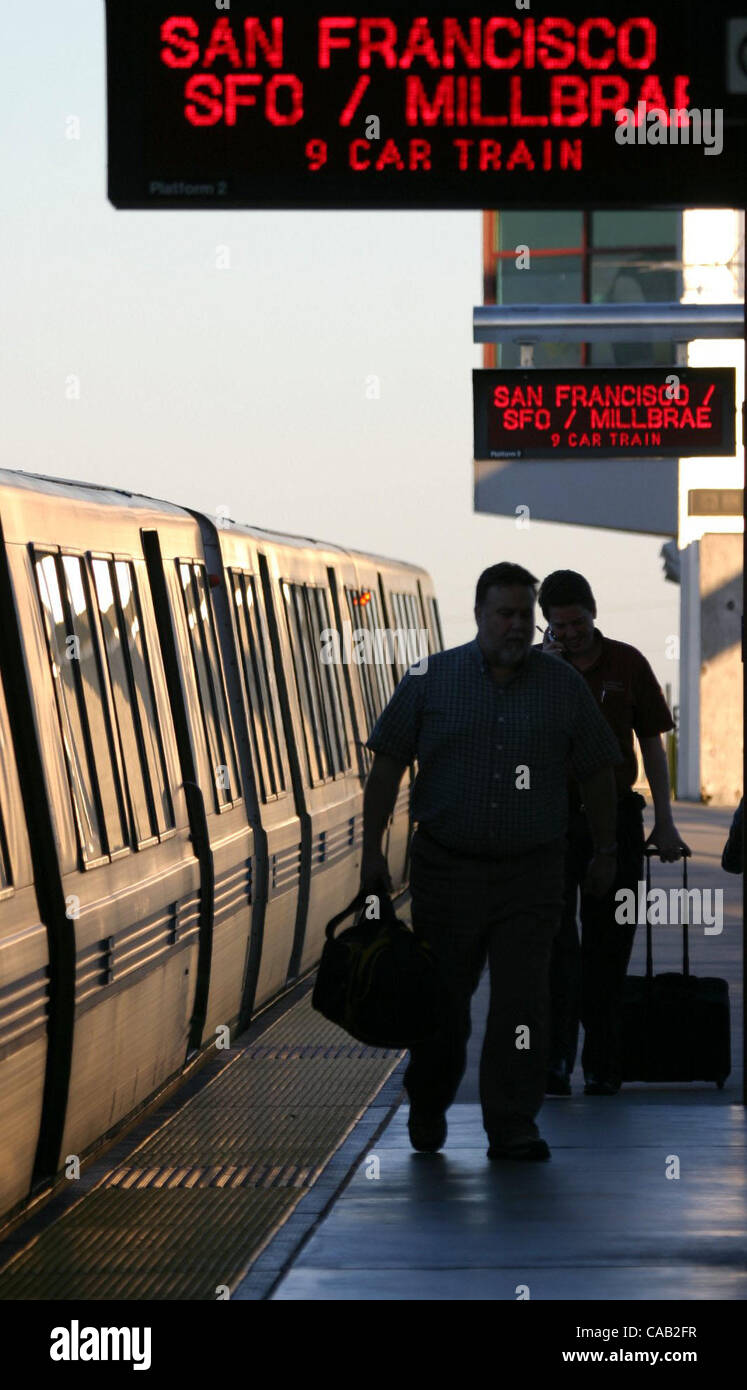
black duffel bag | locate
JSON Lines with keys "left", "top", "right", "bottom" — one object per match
{"left": 311, "top": 887, "right": 450, "bottom": 1049}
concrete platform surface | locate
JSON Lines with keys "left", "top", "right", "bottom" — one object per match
{"left": 271, "top": 804, "right": 746, "bottom": 1300}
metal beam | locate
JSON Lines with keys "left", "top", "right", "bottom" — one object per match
{"left": 474, "top": 302, "right": 744, "bottom": 344}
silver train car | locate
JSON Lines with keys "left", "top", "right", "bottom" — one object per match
{"left": 0, "top": 468, "right": 443, "bottom": 1222}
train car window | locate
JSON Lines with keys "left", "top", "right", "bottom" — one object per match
{"left": 92, "top": 559, "right": 175, "bottom": 844}
{"left": 230, "top": 570, "right": 286, "bottom": 802}
{"left": 178, "top": 561, "right": 241, "bottom": 811}
{"left": 61, "top": 555, "right": 128, "bottom": 856}
{"left": 34, "top": 554, "right": 107, "bottom": 863}
{"left": 426, "top": 595, "right": 444, "bottom": 652}
{"left": 282, "top": 582, "right": 327, "bottom": 784}
{"left": 282, "top": 581, "right": 350, "bottom": 784}
{"left": 309, "top": 586, "right": 350, "bottom": 776}
{"left": 367, "top": 589, "right": 395, "bottom": 711}
{"left": 345, "top": 588, "right": 378, "bottom": 735}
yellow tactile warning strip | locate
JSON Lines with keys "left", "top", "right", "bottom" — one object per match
{"left": 0, "top": 993, "right": 404, "bottom": 1300}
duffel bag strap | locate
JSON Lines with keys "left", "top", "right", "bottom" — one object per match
{"left": 324, "top": 881, "right": 393, "bottom": 940}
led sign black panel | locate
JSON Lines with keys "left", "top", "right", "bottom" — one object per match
{"left": 106, "top": 2, "right": 747, "bottom": 209}
{"left": 473, "top": 368, "right": 737, "bottom": 459}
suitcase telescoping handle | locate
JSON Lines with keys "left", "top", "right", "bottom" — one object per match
{"left": 643, "top": 847, "right": 690, "bottom": 979}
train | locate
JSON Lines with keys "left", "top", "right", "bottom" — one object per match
{"left": 0, "top": 467, "right": 443, "bottom": 1223}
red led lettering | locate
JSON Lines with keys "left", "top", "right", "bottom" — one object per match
{"left": 536, "top": 18, "right": 575, "bottom": 70}
{"left": 224, "top": 75, "right": 262, "bottom": 125}
{"left": 265, "top": 75, "right": 304, "bottom": 126}
{"left": 560, "top": 139, "right": 583, "bottom": 169}
{"left": 409, "top": 138, "right": 432, "bottom": 169}
{"left": 479, "top": 139, "right": 502, "bottom": 170}
{"left": 509, "top": 75, "right": 548, "bottom": 126}
{"left": 590, "top": 76, "right": 630, "bottom": 124}
{"left": 453, "top": 138, "right": 473, "bottom": 170}
{"left": 470, "top": 76, "right": 507, "bottom": 126}
{"left": 577, "top": 18, "right": 615, "bottom": 70}
{"left": 318, "top": 16, "right": 356, "bottom": 67}
{"left": 376, "top": 139, "right": 405, "bottom": 170}
{"left": 406, "top": 76, "right": 455, "bottom": 126}
{"left": 184, "top": 73, "right": 223, "bottom": 125}
{"left": 442, "top": 17, "right": 482, "bottom": 69}
{"left": 161, "top": 16, "right": 200, "bottom": 69}
{"left": 505, "top": 139, "right": 535, "bottom": 171}
{"left": 244, "top": 18, "right": 284, "bottom": 69}
{"left": 618, "top": 17, "right": 657, "bottom": 69}
{"left": 638, "top": 76, "right": 671, "bottom": 114}
{"left": 483, "top": 18, "right": 522, "bottom": 69}
{"left": 550, "top": 77, "right": 588, "bottom": 126}
{"left": 204, "top": 17, "right": 243, "bottom": 69}
{"left": 349, "top": 139, "right": 371, "bottom": 170}
{"left": 400, "top": 17, "right": 441, "bottom": 69}
{"left": 359, "top": 18, "right": 398, "bottom": 69}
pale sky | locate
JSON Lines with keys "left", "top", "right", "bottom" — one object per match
{"left": 0, "top": 2, "right": 680, "bottom": 700}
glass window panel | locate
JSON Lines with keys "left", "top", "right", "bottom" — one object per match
{"left": 114, "top": 562, "right": 174, "bottom": 834}
{"left": 193, "top": 565, "right": 240, "bottom": 803}
{"left": 232, "top": 571, "right": 286, "bottom": 802}
{"left": 93, "top": 558, "right": 152, "bottom": 845}
{"left": 313, "top": 587, "right": 349, "bottom": 774}
{"left": 283, "top": 583, "right": 325, "bottom": 784}
{"left": 346, "top": 588, "right": 378, "bottom": 735}
{"left": 34, "top": 554, "right": 104, "bottom": 863}
{"left": 591, "top": 211, "right": 678, "bottom": 248}
{"left": 590, "top": 252, "right": 679, "bottom": 366}
{"left": 61, "top": 555, "right": 127, "bottom": 855}
{"left": 498, "top": 211, "right": 583, "bottom": 251}
{"left": 368, "top": 591, "right": 394, "bottom": 706}
{"left": 179, "top": 562, "right": 238, "bottom": 810}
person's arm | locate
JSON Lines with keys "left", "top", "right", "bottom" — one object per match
{"left": 639, "top": 734, "right": 690, "bottom": 861}
{"left": 578, "top": 764, "right": 619, "bottom": 897}
{"left": 360, "top": 753, "right": 408, "bottom": 891}
{"left": 722, "top": 798, "right": 743, "bottom": 874}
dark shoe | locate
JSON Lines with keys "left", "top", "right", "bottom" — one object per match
{"left": 584, "top": 1075, "right": 621, "bottom": 1096}
{"left": 545, "top": 1060, "right": 572, "bottom": 1096}
{"left": 488, "top": 1137, "right": 551, "bottom": 1161}
{"left": 408, "top": 1108, "right": 447, "bottom": 1153}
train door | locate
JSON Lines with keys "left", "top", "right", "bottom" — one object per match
{"left": 0, "top": 667, "right": 48, "bottom": 1219}
{"left": 258, "top": 541, "right": 362, "bottom": 977}
{"left": 211, "top": 525, "right": 303, "bottom": 1012}
{"left": 142, "top": 518, "right": 254, "bottom": 1046}
{"left": 343, "top": 557, "right": 409, "bottom": 891}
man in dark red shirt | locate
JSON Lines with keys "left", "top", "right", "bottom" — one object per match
{"left": 538, "top": 569, "right": 690, "bottom": 1096}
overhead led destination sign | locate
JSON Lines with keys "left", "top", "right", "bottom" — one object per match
{"left": 473, "top": 368, "right": 737, "bottom": 460}
{"left": 105, "top": 2, "right": 747, "bottom": 208}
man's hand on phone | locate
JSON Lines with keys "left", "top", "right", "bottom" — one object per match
{"left": 542, "top": 627, "right": 565, "bottom": 655}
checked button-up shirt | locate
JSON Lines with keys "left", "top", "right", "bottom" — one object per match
{"left": 366, "top": 638, "right": 622, "bottom": 857}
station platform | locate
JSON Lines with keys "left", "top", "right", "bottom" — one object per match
{"left": 269, "top": 802, "right": 746, "bottom": 1302}
{"left": 0, "top": 802, "right": 743, "bottom": 1308}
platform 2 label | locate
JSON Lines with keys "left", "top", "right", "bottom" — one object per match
{"left": 473, "top": 368, "right": 737, "bottom": 460}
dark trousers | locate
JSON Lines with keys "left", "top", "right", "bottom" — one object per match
{"left": 549, "top": 793, "right": 645, "bottom": 1083}
{"left": 404, "top": 828, "right": 565, "bottom": 1141}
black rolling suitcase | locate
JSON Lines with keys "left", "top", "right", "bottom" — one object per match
{"left": 622, "top": 850, "right": 730, "bottom": 1087}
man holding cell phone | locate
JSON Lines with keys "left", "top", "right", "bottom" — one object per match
{"left": 537, "top": 569, "right": 690, "bottom": 1097}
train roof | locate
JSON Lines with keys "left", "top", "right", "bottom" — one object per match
{"left": 0, "top": 468, "right": 427, "bottom": 577}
